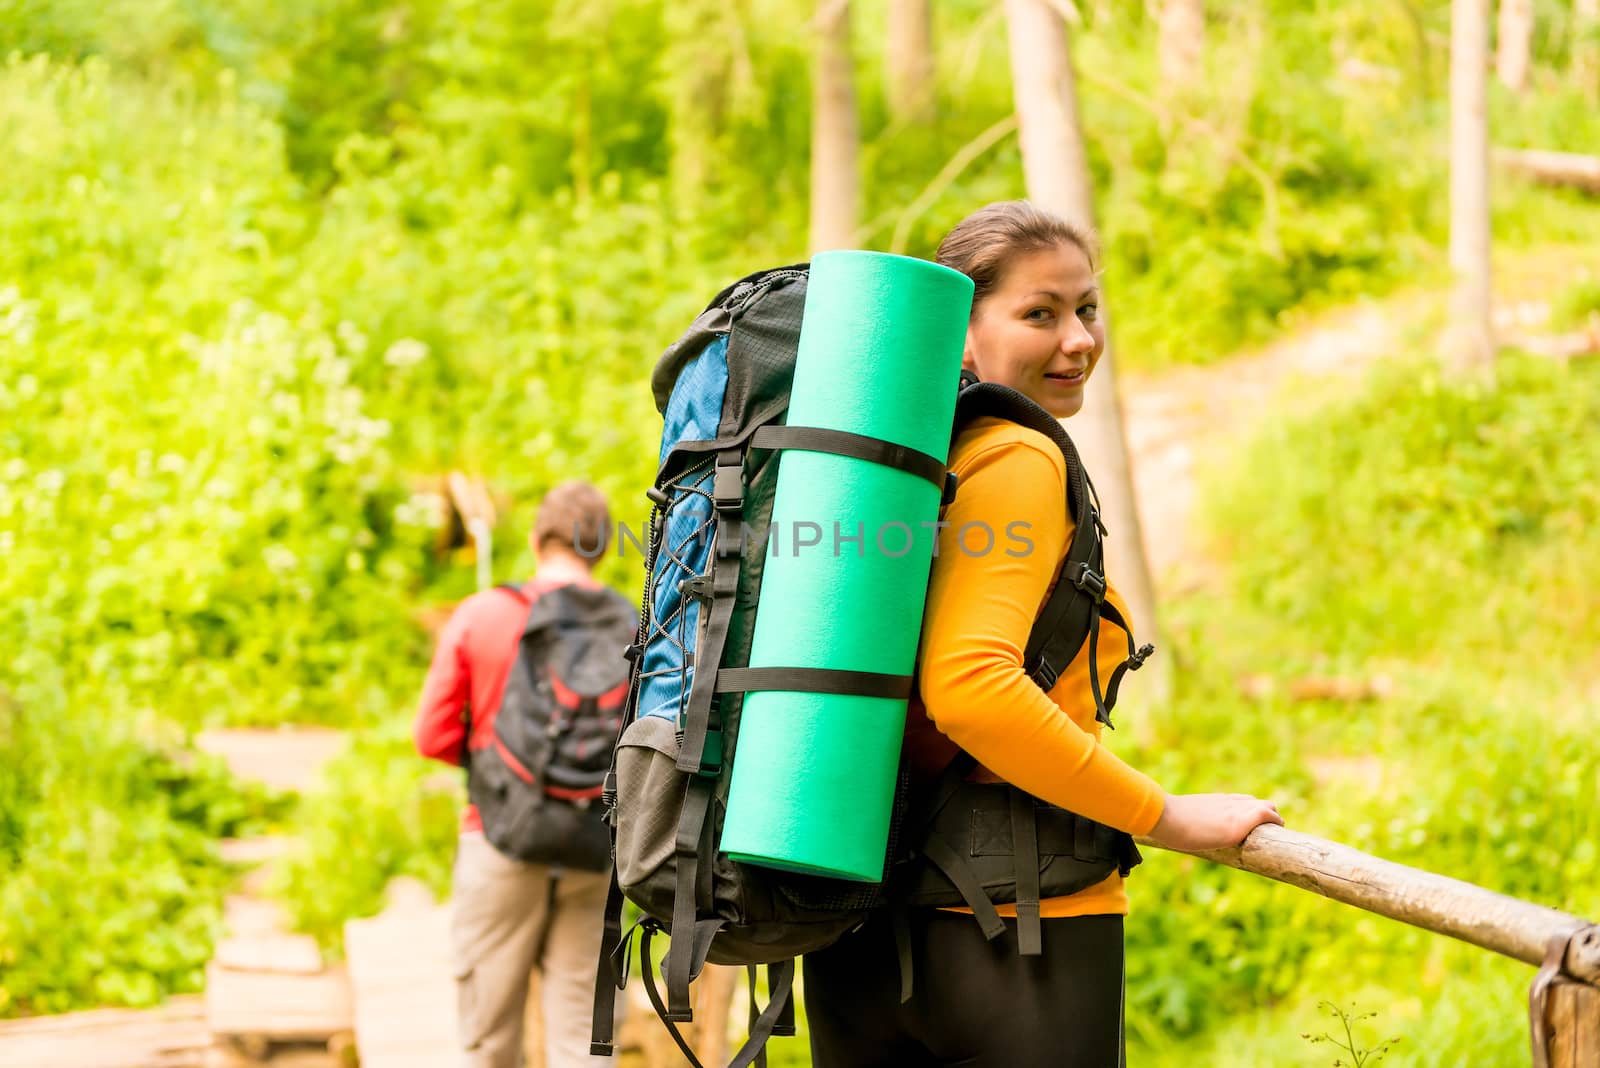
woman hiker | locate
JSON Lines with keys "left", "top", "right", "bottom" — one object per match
{"left": 802, "top": 200, "right": 1284, "bottom": 1068}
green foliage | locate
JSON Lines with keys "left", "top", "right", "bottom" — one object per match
{"left": 269, "top": 724, "right": 461, "bottom": 951}
{"left": 1203, "top": 354, "right": 1600, "bottom": 674}
{"left": 1552, "top": 273, "right": 1600, "bottom": 330}
{"left": 0, "top": 689, "right": 285, "bottom": 1015}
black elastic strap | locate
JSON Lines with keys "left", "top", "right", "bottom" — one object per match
{"left": 751, "top": 424, "right": 947, "bottom": 491}
{"left": 726, "top": 959, "right": 797, "bottom": 1068}
{"left": 1009, "top": 789, "right": 1043, "bottom": 956}
{"left": 639, "top": 925, "right": 709, "bottom": 1068}
{"left": 714, "top": 667, "right": 914, "bottom": 700}
{"left": 921, "top": 834, "right": 1007, "bottom": 942}
{"left": 588, "top": 868, "right": 629, "bottom": 1056}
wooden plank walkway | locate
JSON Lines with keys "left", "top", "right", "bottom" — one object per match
{"left": 0, "top": 998, "right": 209, "bottom": 1068}
{"left": 342, "top": 879, "right": 458, "bottom": 1068}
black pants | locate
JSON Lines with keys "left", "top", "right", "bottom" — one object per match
{"left": 804, "top": 910, "right": 1125, "bottom": 1068}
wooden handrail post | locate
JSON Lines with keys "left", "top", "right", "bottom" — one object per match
{"left": 1144, "top": 824, "right": 1600, "bottom": 1063}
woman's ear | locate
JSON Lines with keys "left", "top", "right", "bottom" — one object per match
{"left": 961, "top": 327, "right": 979, "bottom": 373}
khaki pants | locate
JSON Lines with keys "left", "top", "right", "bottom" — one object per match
{"left": 450, "top": 831, "right": 613, "bottom": 1068}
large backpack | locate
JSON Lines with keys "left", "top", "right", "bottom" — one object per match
{"left": 589, "top": 266, "right": 1155, "bottom": 1066}
{"left": 467, "top": 581, "right": 637, "bottom": 870}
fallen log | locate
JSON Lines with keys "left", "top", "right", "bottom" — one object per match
{"left": 1493, "top": 148, "right": 1600, "bottom": 195}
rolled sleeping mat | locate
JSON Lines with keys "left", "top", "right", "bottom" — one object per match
{"left": 720, "top": 250, "right": 974, "bottom": 881}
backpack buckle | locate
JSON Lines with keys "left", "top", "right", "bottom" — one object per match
{"left": 712, "top": 453, "right": 743, "bottom": 512}
{"left": 1031, "top": 661, "right": 1060, "bottom": 692}
{"left": 695, "top": 727, "right": 724, "bottom": 778}
{"left": 942, "top": 471, "right": 959, "bottom": 506}
{"left": 1069, "top": 563, "right": 1107, "bottom": 601}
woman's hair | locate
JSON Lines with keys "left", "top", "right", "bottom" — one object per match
{"left": 935, "top": 201, "right": 1099, "bottom": 311}
{"left": 534, "top": 479, "right": 612, "bottom": 557}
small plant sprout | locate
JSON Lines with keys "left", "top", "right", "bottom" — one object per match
{"left": 1299, "top": 1001, "right": 1402, "bottom": 1067}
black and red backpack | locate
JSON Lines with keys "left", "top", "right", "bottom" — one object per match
{"left": 467, "top": 581, "right": 637, "bottom": 870}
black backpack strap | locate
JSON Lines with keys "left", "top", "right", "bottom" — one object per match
{"left": 951, "top": 377, "right": 1156, "bottom": 725}
{"left": 737, "top": 962, "right": 799, "bottom": 1068}
{"left": 750, "top": 424, "right": 948, "bottom": 491}
{"left": 714, "top": 667, "right": 912, "bottom": 699}
{"left": 677, "top": 446, "right": 744, "bottom": 775}
{"left": 638, "top": 924, "right": 708, "bottom": 1068}
{"left": 919, "top": 834, "right": 1008, "bottom": 942}
{"left": 589, "top": 867, "right": 628, "bottom": 1056}
{"left": 665, "top": 443, "right": 745, "bottom": 1022}
{"left": 1009, "top": 789, "right": 1043, "bottom": 956}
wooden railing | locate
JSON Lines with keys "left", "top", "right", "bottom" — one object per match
{"left": 1154, "top": 824, "right": 1600, "bottom": 1066}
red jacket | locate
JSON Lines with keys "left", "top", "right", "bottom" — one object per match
{"left": 414, "top": 574, "right": 605, "bottom": 832}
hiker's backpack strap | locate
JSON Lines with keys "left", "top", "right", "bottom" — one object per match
{"left": 951, "top": 378, "right": 1155, "bottom": 725}
{"left": 664, "top": 444, "right": 745, "bottom": 1022}
{"left": 589, "top": 867, "right": 628, "bottom": 1056}
{"left": 750, "top": 425, "right": 948, "bottom": 491}
{"left": 451, "top": 582, "right": 534, "bottom": 767}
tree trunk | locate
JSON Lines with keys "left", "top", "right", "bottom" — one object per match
{"left": 1576, "top": 0, "right": 1600, "bottom": 101}
{"left": 810, "top": 0, "right": 861, "bottom": 253}
{"left": 665, "top": 0, "right": 729, "bottom": 217}
{"left": 1157, "top": 0, "right": 1204, "bottom": 91}
{"left": 1449, "top": 0, "right": 1495, "bottom": 369}
{"left": 1496, "top": 0, "right": 1534, "bottom": 91}
{"left": 1003, "top": 0, "right": 1168, "bottom": 699}
{"left": 887, "top": 0, "right": 937, "bottom": 124}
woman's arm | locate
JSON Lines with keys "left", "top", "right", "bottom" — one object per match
{"left": 918, "top": 431, "right": 1166, "bottom": 835}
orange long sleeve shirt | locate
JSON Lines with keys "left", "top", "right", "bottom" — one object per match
{"left": 912, "top": 418, "right": 1166, "bottom": 918}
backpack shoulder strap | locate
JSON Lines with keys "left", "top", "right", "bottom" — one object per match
{"left": 949, "top": 378, "right": 1152, "bottom": 725}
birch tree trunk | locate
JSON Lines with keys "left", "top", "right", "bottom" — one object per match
{"left": 1576, "top": 0, "right": 1600, "bottom": 101}
{"left": 1004, "top": 0, "right": 1168, "bottom": 698}
{"left": 887, "top": 0, "right": 937, "bottom": 124}
{"left": 1496, "top": 0, "right": 1534, "bottom": 91}
{"left": 1157, "top": 0, "right": 1205, "bottom": 92}
{"left": 1450, "top": 0, "right": 1495, "bottom": 369}
{"left": 810, "top": 0, "right": 861, "bottom": 253}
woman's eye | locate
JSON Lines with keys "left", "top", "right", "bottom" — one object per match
{"left": 1078, "top": 304, "right": 1099, "bottom": 320}
{"left": 1025, "top": 307, "right": 1053, "bottom": 322}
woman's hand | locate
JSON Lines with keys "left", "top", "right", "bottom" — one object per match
{"left": 1145, "top": 792, "right": 1283, "bottom": 852}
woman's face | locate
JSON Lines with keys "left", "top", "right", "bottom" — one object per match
{"left": 962, "top": 242, "right": 1103, "bottom": 420}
